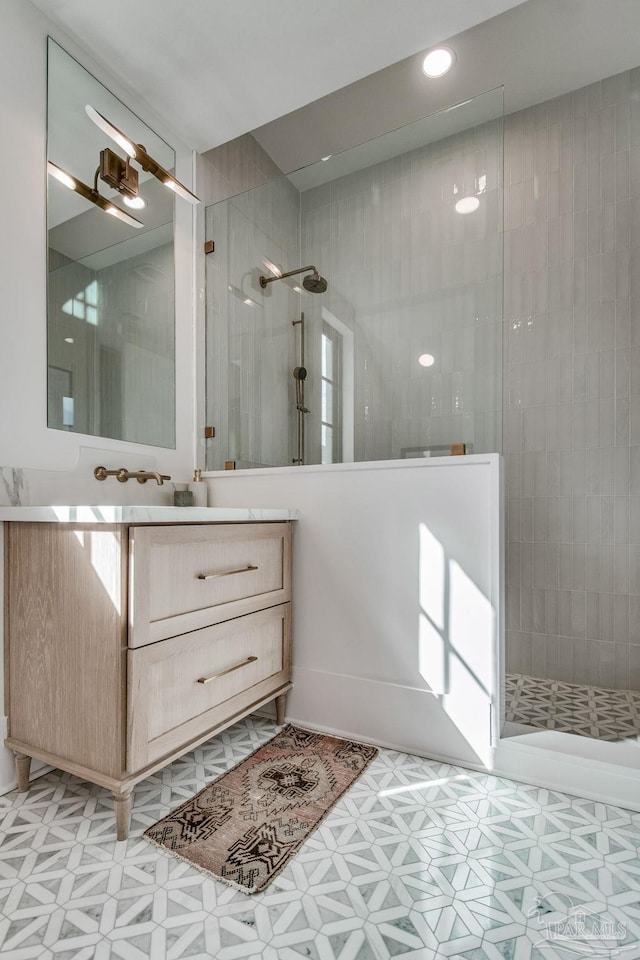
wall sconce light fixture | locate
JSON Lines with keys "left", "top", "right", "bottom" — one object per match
{"left": 86, "top": 105, "right": 200, "bottom": 205}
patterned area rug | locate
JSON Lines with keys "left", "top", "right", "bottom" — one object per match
{"left": 144, "top": 724, "right": 378, "bottom": 893}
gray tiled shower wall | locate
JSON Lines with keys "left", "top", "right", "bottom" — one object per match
{"left": 201, "top": 66, "right": 640, "bottom": 691}
{"left": 504, "top": 68, "right": 640, "bottom": 691}
{"left": 300, "top": 119, "right": 503, "bottom": 463}
{"left": 202, "top": 116, "right": 503, "bottom": 468}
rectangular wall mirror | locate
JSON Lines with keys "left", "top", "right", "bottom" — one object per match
{"left": 47, "top": 38, "right": 176, "bottom": 448}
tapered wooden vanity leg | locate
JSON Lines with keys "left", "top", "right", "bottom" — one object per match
{"left": 275, "top": 694, "right": 287, "bottom": 726}
{"left": 113, "top": 788, "right": 133, "bottom": 841}
{"left": 14, "top": 753, "right": 31, "bottom": 793}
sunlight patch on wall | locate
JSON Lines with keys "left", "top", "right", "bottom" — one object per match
{"left": 418, "top": 522, "right": 447, "bottom": 694}
{"left": 90, "top": 531, "right": 121, "bottom": 614}
{"left": 62, "top": 279, "right": 98, "bottom": 325}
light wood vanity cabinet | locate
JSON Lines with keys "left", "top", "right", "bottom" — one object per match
{"left": 4, "top": 520, "right": 292, "bottom": 839}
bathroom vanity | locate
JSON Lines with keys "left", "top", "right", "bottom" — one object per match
{"left": 1, "top": 507, "right": 295, "bottom": 839}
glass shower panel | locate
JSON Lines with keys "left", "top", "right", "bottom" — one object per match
{"left": 205, "top": 176, "right": 301, "bottom": 469}
{"left": 205, "top": 87, "right": 503, "bottom": 470}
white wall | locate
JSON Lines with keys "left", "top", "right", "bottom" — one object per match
{"left": 0, "top": 0, "right": 197, "bottom": 789}
{"left": 205, "top": 456, "right": 503, "bottom": 767}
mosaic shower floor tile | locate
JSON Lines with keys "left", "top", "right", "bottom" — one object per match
{"left": 505, "top": 674, "right": 640, "bottom": 742}
{"left": 1, "top": 715, "right": 639, "bottom": 959}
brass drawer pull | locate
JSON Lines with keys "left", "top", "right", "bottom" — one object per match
{"left": 197, "top": 564, "right": 258, "bottom": 581}
{"left": 197, "top": 655, "right": 258, "bottom": 684}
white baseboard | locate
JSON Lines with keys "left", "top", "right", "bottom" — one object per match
{"left": 492, "top": 727, "right": 640, "bottom": 812}
{"left": 287, "top": 666, "right": 492, "bottom": 768}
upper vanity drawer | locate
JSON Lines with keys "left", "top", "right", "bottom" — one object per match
{"left": 129, "top": 522, "right": 291, "bottom": 647}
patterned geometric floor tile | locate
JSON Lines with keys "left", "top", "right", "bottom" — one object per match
{"left": 505, "top": 674, "right": 640, "bottom": 741}
{"left": 1, "top": 715, "right": 640, "bottom": 959}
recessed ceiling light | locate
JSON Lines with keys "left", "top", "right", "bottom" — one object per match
{"left": 64, "top": 337, "right": 74, "bottom": 344}
{"left": 422, "top": 47, "right": 455, "bottom": 79}
{"left": 418, "top": 353, "right": 435, "bottom": 367}
{"left": 455, "top": 196, "right": 480, "bottom": 214}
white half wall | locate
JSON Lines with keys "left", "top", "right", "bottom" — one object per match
{"left": 205, "top": 455, "right": 503, "bottom": 767}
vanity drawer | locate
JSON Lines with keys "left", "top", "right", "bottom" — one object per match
{"left": 129, "top": 522, "right": 291, "bottom": 646}
{"left": 127, "top": 603, "right": 291, "bottom": 770}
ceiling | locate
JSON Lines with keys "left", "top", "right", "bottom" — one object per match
{"left": 30, "top": 0, "right": 528, "bottom": 152}
{"left": 255, "top": 0, "right": 640, "bottom": 175}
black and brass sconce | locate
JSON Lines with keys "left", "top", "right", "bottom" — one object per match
{"left": 85, "top": 105, "right": 200, "bottom": 205}
{"left": 99, "top": 147, "right": 145, "bottom": 210}
{"left": 47, "top": 103, "right": 200, "bottom": 231}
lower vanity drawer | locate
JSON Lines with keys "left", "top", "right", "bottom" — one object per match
{"left": 127, "top": 604, "right": 291, "bottom": 771}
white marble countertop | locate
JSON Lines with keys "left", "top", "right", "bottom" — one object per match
{"left": 0, "top": 506, "right": 299, "bottom": 523}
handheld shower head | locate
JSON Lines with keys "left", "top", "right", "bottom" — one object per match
{"left": 259, "top": 264, "right": 328, "bottom": 294}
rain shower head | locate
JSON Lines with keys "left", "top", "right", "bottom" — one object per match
{"left": 302, "top": 272, "right": 327, "bottom": 294}
{"left": 259, "top": 264, "right": 328, "bottom": 294}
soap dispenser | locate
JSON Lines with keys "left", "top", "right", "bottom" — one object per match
{"left": 189, "top": 469, "right": 208, "bottom": 507}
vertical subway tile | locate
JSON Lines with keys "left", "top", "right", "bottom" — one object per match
{"left": 572, "top": 543, "right": 586, "bottom": 589}
{"left": 505, "top": 630, "right": 522, "bottom": 673}
{"left": 614, "top": 543, "right": 630, "bottom": 594}
{"left": 533, "top": 542, "right": 546, "bottom": 587}
{"left": 614, "top": 594, "right": 630, "bottom": 644}
{"left": 558, "top": 542, "right": 573, "bottom": 588}
{"left": 586, "top": 639, "right": 601, "bottom": 685}
{"left": 531, "top": 634, "right": 547, "bottom": 677}
{"left": 615, "top": 643, "right": 630, "bottom": 689}
{"left": 600, "top": 543, "right": 615, "bottom": 593}
{"left": 586, "top": 592, "right": 600, "bottom": 639}
{"left": 573, "top": 497, "right": 587, "bottom": 543}
{"left": 599, "top": 641, "right": 616, "bottom": 688}
{"left": 614, "top": 495, "right": 630, "bottom": 542}
{"left": 572, "top": 638, "right": 588, "bottom": 684}
{"left": 558, "top": 590, "right": 573, "bottom": 637}
{"left": 630, "top": 644, "right": 640, "bottom": 691}
{"left": 545, "top": 589, "right": 559, "bottom": 635}
{"left": 586, "top": 542, "right": 601, "bottom": 591}
{"left": 546, "top": 635, "right": 559, "bottom": 680}
{"left": 520, "top": 634, "right": 533, "bottom": 676}
{"left": 557, "top": 637, "right": 574, "bottom": 682}
{"left": 571, "top": 591, "right": 587, "bottom": 638}
{"left": 600, "top": 592, "right": 615, "bottom": 642}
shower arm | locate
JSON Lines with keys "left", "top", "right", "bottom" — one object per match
{"left": 259, "top": 265, "right": 319, "bottom": 288}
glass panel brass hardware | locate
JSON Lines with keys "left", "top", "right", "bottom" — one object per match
{"left": 197, "top": 656, "right": 257, "bottom": 684}
{"left": 197, "top": 564, "right": 258, "bottom": 580}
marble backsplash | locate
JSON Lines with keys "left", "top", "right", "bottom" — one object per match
{"left": 0, "top": 447, "right": 188, "bottom": 507}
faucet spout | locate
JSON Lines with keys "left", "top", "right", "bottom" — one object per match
{"left": 94, "top": 466, "right": 171, "bottom": 486}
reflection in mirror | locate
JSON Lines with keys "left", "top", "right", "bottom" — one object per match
{"left": 47, "top": 39, "right": 177, "bottom": 448}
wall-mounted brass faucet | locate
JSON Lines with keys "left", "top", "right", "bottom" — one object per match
{"left": 94, "top": 466, "right": 171, "bottom": 486}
